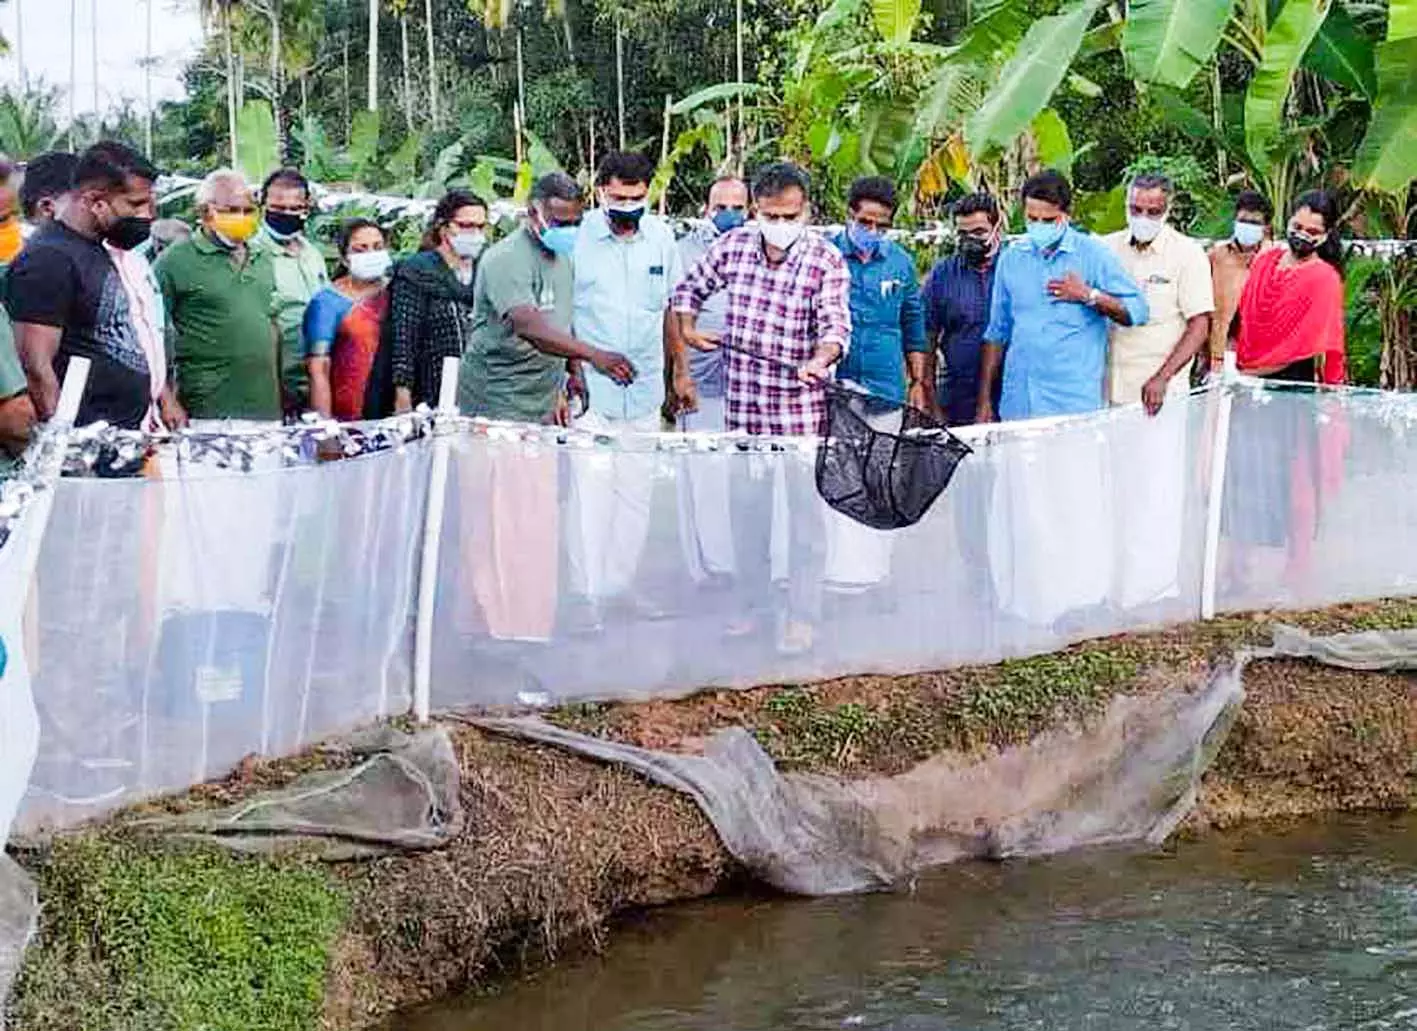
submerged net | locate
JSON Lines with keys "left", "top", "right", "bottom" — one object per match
{"left": 477, "top": 661, "right": 1246, "bottom": 896}
{"left": 816, "top": 384, "right": 972, "bottom": 530}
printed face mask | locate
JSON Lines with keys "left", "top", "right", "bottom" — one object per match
{"left": 847, "top": 221, "right": 884, "bottom": 254}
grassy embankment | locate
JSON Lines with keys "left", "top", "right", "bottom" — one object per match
{"left": 8, "top": 597, "right": 1417, "bottom": 1030}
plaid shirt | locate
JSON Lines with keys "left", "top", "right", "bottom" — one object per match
{"left": 672, "top": 227, "right": 852, "bottom": 435}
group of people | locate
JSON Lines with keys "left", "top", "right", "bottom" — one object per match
{"left": 0, "top": 137, "right": 1350, "bottom": 651}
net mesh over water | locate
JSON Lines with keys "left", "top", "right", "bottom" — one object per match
{"left": 815, "top": 385, "right": 972, "bottom": 531}
{"left": 3, "top": 382, "right": 1417, "bottom": 833}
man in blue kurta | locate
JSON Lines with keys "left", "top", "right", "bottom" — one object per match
{"left": 977, "top": 170, "right": 1147, "bottom": 422}
{"left": 831, "top": 176, "right": 928, "bottom": 404}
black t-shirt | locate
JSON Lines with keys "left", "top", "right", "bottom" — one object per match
{"left": 4, "top": 221, "right": 150, "bottom": 428}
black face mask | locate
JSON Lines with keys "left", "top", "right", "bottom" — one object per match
{"left": 607, "top": 206, "right": 645, "bottom": 232}
{"left": 958, "top": 235, "right": 992, "bottom": 267}
{"left": 264, "top": 210, "right": 306, "bottom": 238}
{"left": 105, "top": 216, "right": 153, "bottom": 251}
{"left": 1287, "top": 231, "right": 1322, "bottom": 258}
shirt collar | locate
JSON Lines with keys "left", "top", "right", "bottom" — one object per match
{"left": 193, "top": 230, "right": 227, "bottom": 255}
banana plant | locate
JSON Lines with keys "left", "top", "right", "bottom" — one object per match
{"left": 1123, "top": 0, "right": 1236, "bottom": 89}
{"left": 1352, "top": 0, "right": 1417, "bottom": 195}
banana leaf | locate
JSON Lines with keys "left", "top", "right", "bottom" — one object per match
{"left": 1243, "top": 0, "right": 1332, "bottom": 174}
{"left": 1123, "top": 0, "right": 1235, "bottom": 89}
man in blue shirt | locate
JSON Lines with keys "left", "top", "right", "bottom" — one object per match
{"left": 922, "top": 192, "right": 1005, "bottom": 425}
{"left": 824, "top": 177, "right": 927, "bottom": 591}
{"left": 568, "top": 151, "right": 681, "bottom": 626}
{"left": 978, "top": 170, "right": 1147, "bottom": 422}
{"left": 831, "top": 177, "right": 928, "bottom": 404}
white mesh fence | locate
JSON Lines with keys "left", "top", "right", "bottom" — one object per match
{"left": 2, "top": 380, "right": 1415, "bottom": 834}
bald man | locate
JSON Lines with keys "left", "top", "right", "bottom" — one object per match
{"left": 154, "top": 170, "right": 281, "bottom": 420}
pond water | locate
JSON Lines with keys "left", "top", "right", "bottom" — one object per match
{"left": 404, "top": 815, "right": 1417, "bottom": 1031}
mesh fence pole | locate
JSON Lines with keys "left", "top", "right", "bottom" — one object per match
{"left": 412, "top": 356, "right": 459, "bottom": 722}
{"left": 1200, "top": 352, "right": 1238, "bottom": 620}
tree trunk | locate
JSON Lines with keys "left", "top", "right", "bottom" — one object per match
{"left": 342, "top": 25, "right": 351, "bottom": 144}
{"left": 67, "top": 0, "right": 76, "bottom": 150}
{"left": 615, "top": 16, "right": 625, "bottom": 150}
{"left": 367, "top": 0, "right": 378, "bottom": 113}
{"left": 401, "top": 12, "right": 413, "bottom": 133}
{"left": 270, "top": 0, "right": 286, "bottom": 162}
{"left": 423, "top": 0, "right": 438, "bottom": 129}
{"left": 144, "top": 0, "right": 153, "bottom": 157}
{"left": 224, "top": 3, "right": 239, "bottom": 165}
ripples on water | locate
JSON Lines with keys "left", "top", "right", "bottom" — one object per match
{"left": 403, "top": 816, "right": 1417, "bottom": 1031}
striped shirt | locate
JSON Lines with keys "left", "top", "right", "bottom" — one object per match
{"left": 671, "top": 227, "right": 851, "bottom": 436}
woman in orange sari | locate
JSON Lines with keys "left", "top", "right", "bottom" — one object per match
{"left": 303, "top": 219, "right": 391, "bottom": 420}
{"left": 1225, "top": 190, "right": 1347, "bottom": 591}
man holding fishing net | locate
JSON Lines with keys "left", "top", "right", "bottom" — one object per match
{"left": 672, "top": 161, "right": 851, "bottom": 655}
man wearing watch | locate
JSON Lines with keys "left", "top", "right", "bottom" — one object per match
{"left": 977, "top": 170, "right": 1147, "bottom": 422}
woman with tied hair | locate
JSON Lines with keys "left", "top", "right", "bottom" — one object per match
{"left": 364, "top": 188, "right": 489, "bottom": 416}
{"left": 1225, "top": 189, "right": 1348, "bottom": 594}
{"left": 302, "top": 218, "right": 392, "bottom": 421}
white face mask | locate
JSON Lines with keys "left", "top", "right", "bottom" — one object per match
{"left": 347, "top": 249, "right": 392, "bottom": 282}
{"left": 451, "top": 230, "right": 486, "bottom": 259}
{"left": 1128, "top": 214, "right": 1166, "bottom": 244}
{"left": 1233, "top": 221, "right": 1265, "bottom": 248}
{"left": 760, "top": 220, "right": 805, "bottom": 251}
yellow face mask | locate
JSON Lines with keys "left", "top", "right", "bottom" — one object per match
{"left": 209, "top": 210, "right": 259, "bottom": 244}
{"left": 0, "top": 218, "right": 21, "bottom": 264}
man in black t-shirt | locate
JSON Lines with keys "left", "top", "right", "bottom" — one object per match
{"left": 5, "top": 140, "right": 183, "bottom": 429}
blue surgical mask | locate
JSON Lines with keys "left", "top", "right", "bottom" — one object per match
{"left": 539, "top": 224, "right": 578, "bottom": 257}
{"left": 847, "top": 221, "right": 883, "bottom": 255}
{"left": 711, "top": 208, "right": 746, "bottom": 234}
{"left": 1026, "top": 218, "right": 1066, "bottom": 251}
{"left": 1233, "top": 221, "right": 1265, "bottom": 248}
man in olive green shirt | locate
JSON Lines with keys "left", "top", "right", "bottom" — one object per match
{"left": 253, "top": 168, "right": 327, "bottom": 413}
{"left": 458, "top": 172, "right": 634, "bottom": 422}
{"left": 0, "top": 310, "right": 32, "bottom": 477}
{"left": 155, "top": 170, "right": 282, "bottom": 421}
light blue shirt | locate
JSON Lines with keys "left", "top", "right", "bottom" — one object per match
{"left": 984, "top": 226, "right": 1148, "bottom": 420}
{"left": 573, "top": 208, "right": 681, "bottom": 421}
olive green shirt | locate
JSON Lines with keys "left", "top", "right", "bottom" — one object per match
{"left": 458, "top": 227, "right": 570, "bottom": 423}
{"left": 254, "top": 229, "right": 328, "bottom": 403}
{"left": 0, "top": 308, "right": 24, "bottom": 478}
{"left": 155, "top": 232, "right": 281, "bottom": 420}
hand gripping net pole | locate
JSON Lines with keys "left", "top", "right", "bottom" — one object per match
{"left": 716, "top": 341, "right": 973, "bottom": 530}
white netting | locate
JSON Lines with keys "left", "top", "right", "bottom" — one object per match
{"left": 4, "top": 380, "right": 1416, "bottom": 834}
{"left": 14, "top": 444, "right": 428, "bottom": 833}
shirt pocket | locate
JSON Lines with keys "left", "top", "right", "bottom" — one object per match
{"left": 634, "top": 256, "right": 670, "bottom": 312}
{"left": 1141, "top": 271, "right": 1180, "bottom": 322}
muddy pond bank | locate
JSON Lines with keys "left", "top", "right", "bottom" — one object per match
{"left": 6, "top": 599, "right": 1417, "bottom": 1031}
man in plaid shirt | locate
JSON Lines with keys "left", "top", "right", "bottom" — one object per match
{"left": 671, "top": 161, "right": 851, "bottom": 654}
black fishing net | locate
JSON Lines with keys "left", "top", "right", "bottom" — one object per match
{"left": 815, "top": 383, "right": 972, "bottom": 531}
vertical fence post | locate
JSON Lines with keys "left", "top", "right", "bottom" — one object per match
{"left": 13, "top": 358, "right": 90, "bottom": 604}
{"left": 1199, "top": 352, "right": 1237, "bottom": 621}
{"left": 412, "top": 356, "right": 459, "bottom": 722}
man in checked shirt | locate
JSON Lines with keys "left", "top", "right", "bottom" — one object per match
{"left": 671, "top": 161, "right": 852, "bottom": 655}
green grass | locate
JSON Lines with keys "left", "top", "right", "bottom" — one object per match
{"left": 10, "top": 835, "right": 347, "bottom": 1031}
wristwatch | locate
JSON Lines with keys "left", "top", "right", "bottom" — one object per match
{"left": 1087, "top": 287, "right": 1100, "bottom": 307}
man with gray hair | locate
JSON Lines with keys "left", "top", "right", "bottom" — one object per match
{"left": 1102, "top": 173, "right": 1213, "bottom": 414}
{"left": 154, "top": 168, "right": 281, "bottom": 419}
{"left": 1103, "top": 173, "right": 1214, "bottom": 609}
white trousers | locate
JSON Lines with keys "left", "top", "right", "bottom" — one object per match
{"left": 1113, "top": 398, "right": 1188, "bottom": 608}
{"left": 822, "top": 407, "right": 899, "bottom": 590}
{"left": 676, "top": 397, "right": 737, "bottom": 581}
{"left": 567, "top": 410, "right": 661, "bottom": 602}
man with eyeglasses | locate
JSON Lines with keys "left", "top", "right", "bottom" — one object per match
{"left": 155, "top": 168, "right": 281, "bottom": 420}
{"left": 922, "top": 192, "right": 1005, "bottom": 426}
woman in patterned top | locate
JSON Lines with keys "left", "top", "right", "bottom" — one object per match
{"left": 303, "top": 218, "right": 391, "bottom": 421}
{"left": 365, "top": 189, "right": 489, "bottom": 416}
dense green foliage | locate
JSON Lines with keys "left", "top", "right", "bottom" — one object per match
{"left": 10, "top": 836, "right": 347, "bottom": 1031}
